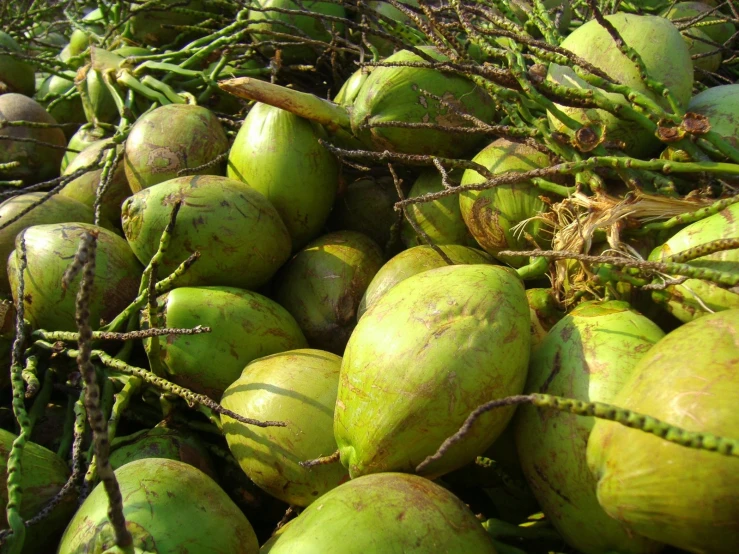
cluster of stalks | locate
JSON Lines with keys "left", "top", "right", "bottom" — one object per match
{"left": 1, "top": 0, "right": 739, "bottom": 551}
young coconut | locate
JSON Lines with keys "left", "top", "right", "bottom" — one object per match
{"left": 262, "top": 473, "right": 497, "bottom": 553}
{"left": 218, "top": 46, "right": 496, "bottom": 158}
{"left": 247, "top": 0, "right": 347, "bottom": 63}
{"left": 459, "top": 138, "right": 554, "bottom": 268}
{"left": 125, "top": 0, "right": 219, "bottom": 47}
{"left": 57, "top": 458, "right": 260, "bottom": 553}
{"left": 274, "top": 231, "right": 385, "bottom": 355}
{"left": 221, "top": 349, "right": 349, "bottom": 507}
{"left": 35, "top": 71, "right": 86, "bottom": 138}
{"left": 61, "top": 138, "right": 132, "bottom": 228}
{"left": 121, "top": 175, "right": 292, "bottom": 290}
{"left": 227, "top": 103, "right": 339, "bottom": 249}
{"left": 333, "top": 67, "right": 372, "bottom": 106}
{"left": 358, "top": 244, "right": 494, "bottom": 319}
{"left": 515, "top": 300, "right": 665, "bottom": 554}
{"left": 401, "top": 169, "right": 479, "bottom": 248}
{"left": 125, "top": 104, "right": 230, "bottom": 192}
{"left": 0, "top": 428, "right": 76, "bottom": 554}
{"left": 336, "top": 264, "right": 530, "bottom": 479}
{"left": 108, "top": 423, "right": 217, "bottom": 478}
{"left": 349, "top": 46, "right": 496, "bottom": 157}
{"left": 61, "top": 124, "right": 112, "bottom": 172}
{"left": 0, "top": 31, "right": 35, "bottom": 96}
{"left": 660, "top": 2, "right": 729, "bottom": 77}
{"left": 0, "top": 193, "right": 96, "bottom": 294}
{"left": 0, "top": 93, "right": 66, "bottom": 186}
{"left": 140, "top": 286, "right": 307, "bottom": 398}
{"left": 587, "top": 308, "right": 739, "bottom": 553}
{"left": 7, "top": 223, "right": 142, "bottom": 332}
{"left": 648, "top": 201, "right": 739, "bottom": 322}
{"left": 546, "top": 13, "right": 694, "bottom": 158}
{"left": 687, "top": 84, "right": 739, "bottom": 150}
{"left": 661, "top": 2, "right": 736, "bottom": 46}
{"left": 326, "top": 176, "right": 400, "bottom": 249}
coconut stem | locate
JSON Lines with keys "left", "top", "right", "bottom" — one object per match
{"left": 73, "top": 231, "right": 133, "bottom": 549}
{"left": 3, "top": 234, "right": 30, "bottom": 554}
{"left": 299, "top": 449, "right": 341, "bottom": 469}
{"left": 417, "top": 392, "right": 739, "bottom": 474}
{"left": 32, "top": 340, "right": 287, "bottom": 429}
{"left": 663, "top": 238, "right": 739, "bottom": 264}
{"left": 630, "top": 195, "right": 739, "bottom": 236}
{"left": 502, "top": 248, "right": 739, "bottom": 287}
{"left": 219, "top": 77, "right": 351, "bottom": 132}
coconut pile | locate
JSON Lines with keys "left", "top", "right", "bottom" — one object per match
{"left": 0, "top": 1, "right": 738, "bottom": 553}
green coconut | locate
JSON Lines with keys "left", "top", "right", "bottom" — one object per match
{"left": 262, "top": 472, "right": 497, "bottom": 554}
{"left": 125, "top": 104, "right": 230, "bottom": 193}
{"left": 57, "top": 458, "right": 260, "bottom": 553}
{"left": 109, "top": 423, "right": 216, "bottom": 478}
{"left": 75, "top": 64, "right": 119, "bottom": 125}
{"left": 587, "top": 308, "right": 739, "bottom": 553}
{"left": 60, "top": 8, "right": 105, "bottom": 64}
{"left": 0, "top": 192, "right": 96, "bottom": 293}
{"left": 660, "top": 3, "right": 728, "bottom": 76}
{"left": 0, "top": 93, "right": 67, "bottom": 186}
{"left": 401, "top": 169, "right": 478, "bottom": 248}
{"left": 61, "top": 124, "right": 112, "bottom": 172}
{"left": 140, "top": 286, "right": 307, "bottom": 398}
{"left": 121, "top": 175, "right": 292, "bottom": 290}
{"left": 126, "top": 0, "right": 217, "bottom": 47}
{"left": 515, "top": 300, "right": 665, "bottom": 554}
{"left": 687, "top": 84, "right": 739, "bottom": 149}
{"left": 547, "top": 13, "right": 694, "bottom": 158}
{"left": 358, "top": 244, "right": 494, "bottom": 319}
{"left": 0, "top": 428, "right": 76, "bottom": 554}
{"left": 326, "top": 176, "right": 400, "bottom": 248}
{"left": 247, "top": 0, "right": 347, "bottom": 63}
{"left": 0, "top": 31, "right": 35, "bottom": 96}
{"left": 61, "top": 138, "right": 132, "bottom": 228}
{"left": 336, "top": 264, "right": 530, "bottom": 479}
{"left": 350, "top": 46, "right": 496, "bottom": 157}
{"left": 459, "top": 138, "right": 553, "bottom": 267}
{"left": 275, "top": 231, "right": 384, "bottom": 355}
{"left": 227, "top": 102, "right": 339, "bottom": 249}
{"left": 526, "top": 288, "right": 565, "bottom": 348}
{"left": 221, "top": 349, "right": 349, "bottom": 506}
{"left": 661, "top": 2, "right": 736, "bottom": 45}
{"left": 333, "top": 68, "right": 372, "bottom": 106}
{"left": 7, "top": 222, "right": 142, "bottom": 332}
{"left": 36, "top": 71, "right": 86, "bottom": 138}
{"left": 649, "top": 201, "right": 739, "bottom": 322}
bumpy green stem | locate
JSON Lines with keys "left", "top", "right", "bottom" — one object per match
{"left": 26, "top": 365, "right": 53, "bottom": 431}
{"left": 107, "top": 376, "right": 141, "bottom": 450}
{"left": 417, "top": 392, "right": 738, "bottom": 473}
{"left": 663, "top": 238, "right": 739, "bottom": 264}
{"left": 631, "top": 195, "right": 739, "bottom": 236}
{"left": 101, "top": 251, "right": 200, "bottom": 333}
{"left": 20, "top": 354, "right": 39, "bottom": 398}
{"left": 32, "top": 340, "right": 285, "bottom": 429}
{"left": 4, "top": 235, "right": 29, "bottom": 554}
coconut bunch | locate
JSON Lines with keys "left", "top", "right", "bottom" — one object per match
{"left": 0, "top": 1, "right": 738, "bottom": 554}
